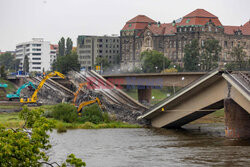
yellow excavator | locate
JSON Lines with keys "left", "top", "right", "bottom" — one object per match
{"left": 73, "top": 82, "right": 88, "bottom": 106}
{"left": 77, "top": 97, "right": 102, "bottom": 115}
{"left": 20, "top": 71, "right": 65, "bottom": 105}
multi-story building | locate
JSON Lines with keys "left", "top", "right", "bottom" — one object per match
{"left": 120, "top": 9, "right": 250, "bottom": 71}
{"left": 77, "top": 35, "right": 120, "bottom": 70}
{"left": 49, "top": 44, "right": 58, "bottom": 70}
{"left": 15, "top": 38, "right": 58, "bottom": 73}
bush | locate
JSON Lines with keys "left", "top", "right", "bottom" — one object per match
{"left": 78, "top": 104, "right": 109, "bottom": 124}
{"left": 51, "top": 103, "right": 78, "bottom": 123}
{"left": 56, "top": 122, "right": 67, "bottom": 133}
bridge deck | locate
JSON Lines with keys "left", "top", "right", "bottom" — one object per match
{"left": 138, "top": 70, "right": 250, "bottom": 128}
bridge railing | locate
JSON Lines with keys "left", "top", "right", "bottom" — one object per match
{"left": 147, "top": 68, "right": 220, "bottom": 111}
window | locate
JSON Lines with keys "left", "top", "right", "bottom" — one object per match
{"left": 208, "top": 26, "right": 211, "bottom": 32}
{"left": 32, "top": 53, "right": 41, "bottom": 55}
{"left": 32, "top": 57, "right": 41, "bottom": 60}
{"left": 32, "top": 48, "right": 41, "bottom": 51}
{"left": 79, "top": 50, "right": 91, "bottom": 54}
{"left": 97, "top": 39, "right": 103, "bottom": 42}
{"left": 32, "top": 44, "right": 41, "bottom": 47}
{"left": 86, "top": 39, "right": 91, "bottom": 43}
{"left": 224, "top": 41, "right": 228, "bottom": 48}
{"left": 32, "top": 67, "right": 41, "bottom": 69}
{"left": 32, "top": 62, "right": 41, "bottom": 65}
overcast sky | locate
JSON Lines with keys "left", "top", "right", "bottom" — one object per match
{"left": 0, "top": 0, "right": 249, "bottom": 51}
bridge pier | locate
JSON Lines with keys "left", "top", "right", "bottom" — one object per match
{"left": 138, "top": 86, "right": 151, "bottom": 105}
{"left": 224, "top": 98, "right": 250, "bottom": 139}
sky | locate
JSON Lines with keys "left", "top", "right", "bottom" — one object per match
{"left": 0, "top": 0, "right": 249, "bottom": 51}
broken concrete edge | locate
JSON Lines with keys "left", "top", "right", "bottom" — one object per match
{"left": 138, "top": 70, "right": 221, "bottom": 120}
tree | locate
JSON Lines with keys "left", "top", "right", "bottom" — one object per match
{"left": 201, "top": 39, "right": 221, "bottom": 71}
{"left": 23, "top": 55, "right": 29, "bottom": 73}
{"left": 55, "top": 50, "right": 80, "bottom": 74}
{"left": 141, "top": 50, "right": 171, "bottom": 73}
{"left": 58, "top": 37, "right": 65, "bottom": 57}
{"left": 66, "top": 38, "right": 73, "bottom": 55}
{"left": 229, "top": 45, "right": 249, "bottom": 70}
{"left": 0, "top": 106, "right": 86, "bottom": 166}
{"left": 0, "top": 52, "right": 15, "bottom": 70}
{"left": 0, "top": 65, "right": 6, "bottom": 78}
{"left": 183, "top": 39, "right": 200, "bottom": 71}
{"left": 95, "top": 57, "right": 110, "bottom": 71}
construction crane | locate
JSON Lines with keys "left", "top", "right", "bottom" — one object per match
{"left": 77, "top": 97, "right": 102, "bottom": 115}
{"left": 20, "top": 71, "right": 65, "bottom": 104}
{"left": 6, "top": 81, "right": 36, "bottom": 101}
{"left": 73, "top": 82, "right": 88, "bottom": 106}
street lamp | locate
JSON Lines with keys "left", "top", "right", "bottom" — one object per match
{"left": 155, "top": 66, "right": 158, "bottom": 72}
{"left": 172, "top": 76, "right": 185, "bottom": 94}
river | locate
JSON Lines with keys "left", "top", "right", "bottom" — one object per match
{"left": 48, "top": 123, "right": 250, "bottom": 167}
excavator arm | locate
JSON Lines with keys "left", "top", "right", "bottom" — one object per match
{"left": 20, "top": 71, "right": 65, "bottom": 104}
{"left": 77, "top": 97, "right": 102, "bottom": 114}
{"left": 73, "top": 82, "right": 88, "bottom": 106}
{"left": 6, "top": 81, "right": 36, "bottom": 100}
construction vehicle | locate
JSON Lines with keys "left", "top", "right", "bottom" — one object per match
{"left": 6, "top": 81, "right": 36, "bottom": 101}
{"left": 20, "top": 71, "right": 65, "bottom": 104}
{"left": 0, "top": 84, "right": 8, "bottom": 88}
{"left": 77, "top": 97, "right": 102, "bottom": 115}
{"left": 73, "top": 82, "right": 88, "bottom": 106}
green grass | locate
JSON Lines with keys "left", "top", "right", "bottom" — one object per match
{"left": 0, "top": 105, "right": 21, "bottom": 109}
{"left": 0, "top": 112, "right": 24, "bottom": 128}
{"left": 0, "top": 111, "right": 141, "bottom": 129}
{"left": 123, "top": 87, "right": 177, "bottom": 105}
{"left": 0, "top": 78, "right": 17, "bottom": 94}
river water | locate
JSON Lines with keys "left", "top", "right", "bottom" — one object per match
{"left": 48, "top": 123, "right": 250, "bottom": 167}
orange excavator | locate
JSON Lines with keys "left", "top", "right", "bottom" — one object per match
{"left": 73, "top": 82, "right": 103, "bottom": 115}
{"left": 77, "top": 97, "right": 102, "bottom": 115}
{"left": 73, "top": 82, "right": 88, "bottom": 106}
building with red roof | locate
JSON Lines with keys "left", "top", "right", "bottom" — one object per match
{"left": 120, "top": 9, "right": 250, "bottom": 71}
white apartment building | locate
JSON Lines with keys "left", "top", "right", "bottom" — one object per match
{"left": 15, "top": 38, "right": 58, "bottom": 73}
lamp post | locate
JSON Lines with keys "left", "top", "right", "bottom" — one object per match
{"left": 172, "top": 76, "right": 185, "bottom": 94}
{"left": 155, "top": 66, "right": 158, "bottom": 72}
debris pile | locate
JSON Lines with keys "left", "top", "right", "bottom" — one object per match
{"left": 68, "top": 70, "right": 148, "bottom": 124}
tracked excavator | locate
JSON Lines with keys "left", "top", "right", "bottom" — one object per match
{"left": 77, "top": 97, "right": 102, "bottom": 115}
{"left": 20, "top": 71, "right": 65, "bottom": 105}
{"left": 6, "top": 81, "right": 36, "bottom": 101}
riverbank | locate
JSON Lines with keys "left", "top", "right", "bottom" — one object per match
{"left": 0, "top": 108, "right": 225, "bottom": 129}
{"left": 0, "top": 111, "right": 141, "bottom": 129}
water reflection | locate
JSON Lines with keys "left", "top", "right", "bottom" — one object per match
{"left": 47, "top": 123, "right": 250, "bottom": 167}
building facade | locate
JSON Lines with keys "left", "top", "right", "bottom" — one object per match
{"left": 77, "top": 35, "right": 120, "bottom": 70}
{"left": 15, "top": 38, "right": 58, "bottom": 73}
{"left": 49, "top": 44, "right": 58, "bottom": 70}
{"left": 120, "top": 9, "right": 250, "bottom": 71}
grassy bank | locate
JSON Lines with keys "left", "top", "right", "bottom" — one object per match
{"left": 0, "top": 78, "right": 17, "bottom": 94}
{"left": 0, "top": 111, "right": 140, "bottom": 129}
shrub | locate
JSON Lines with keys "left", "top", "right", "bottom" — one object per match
{"left": 51, "top": 103, "right": 78, "bottom": 123}
{"left": 78, "top": 104, "right": 108, "bottom": 124}
{"left": 57, "top": 122, "right": 67, "bottom": 133}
